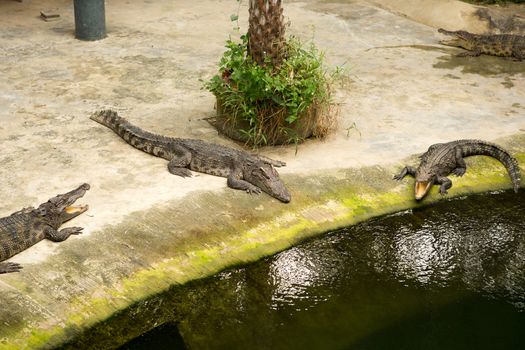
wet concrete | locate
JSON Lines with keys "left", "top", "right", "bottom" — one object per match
{"left": 0, "top": 0, "right": 524, "bottom": 348}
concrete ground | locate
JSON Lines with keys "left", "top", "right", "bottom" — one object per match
{"left": 0, "top": 0, "right": 524, "bottom": 348}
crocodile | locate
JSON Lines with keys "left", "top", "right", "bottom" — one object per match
{"left": 438, "top": 28, "right": 525, "bottom": 60}
{"left": 394, "top": 140, "right": 521, "bottom": 201}
{"left": 0, "top": 183, "right": 90, "bottom": 274}
{"left": 91, "top": 110, "right": 291, "bottom": 203}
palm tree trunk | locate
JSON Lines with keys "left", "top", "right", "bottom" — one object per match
{"left": 248, "top": 0, "right": 286, "bottom": 68}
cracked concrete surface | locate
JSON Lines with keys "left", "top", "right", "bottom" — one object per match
{"left": 0, "top": 0, "right": 524, "bottom": 348}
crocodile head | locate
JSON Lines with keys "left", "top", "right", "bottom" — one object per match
{"left": 438, "top": 28, "right": 477, "bottom": 51}
{"left": 36, "top": 183, "right": 90, "bottom": 227}
{"left": 414, "top": 171, "right": 435, "bottom": 201}
{"left": 244, "top": 163, "right": 291, "bottom": 203}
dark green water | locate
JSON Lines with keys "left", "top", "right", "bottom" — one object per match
{"left": 66, "top": 191, "right": 525, "bottom": 350}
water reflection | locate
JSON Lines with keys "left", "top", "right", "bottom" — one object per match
{"left": 269, "top": 246, "right": 340, "bottom": 309}
{"left": 98, "top": 191, "right": 525, "bottom": 350}
{"left": 266, "top": 192, "right": 525, "bottom": 312}
{"left": 394, "top": 227, "right": 447, "bottom": 284}
{"left": 270, "top": 248, "right": 318, "bottom": 308}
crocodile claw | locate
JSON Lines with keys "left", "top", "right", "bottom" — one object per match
{"left": 451, "top": 168, "right": 466, "bottom": 177}
{"left": 393, "top": 172, "right": 406, "bottom": 181}
{"left": 246, "top": 186, "right": 262, "bottom": 195}
{"left": 0, "top": 262, "right": 23, "bottom": 274}
{"left": 393, "top": 167, "right": 409, "bottom": 181}
{"left": 168, "top": 167, "right": 193, "bottom": 178}
{"left": 65, "top": 226, "right": 84, "bottom": 235}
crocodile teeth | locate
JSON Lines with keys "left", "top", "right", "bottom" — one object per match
{"left": 415, "top": 181, "right": 432, "bottom": 201}
{"left": 65, "top": 205, "right": 89, "bottom": 214}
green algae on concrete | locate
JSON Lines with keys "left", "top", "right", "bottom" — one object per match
{"left": 2, "top": 0, "right": 525, "bottom": 348}
{"left": 2, "top": 136, "right": 523, "bottom": 350}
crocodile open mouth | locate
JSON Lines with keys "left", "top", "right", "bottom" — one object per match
{"left": 439, "top": 38, "right": 464, "bottom": 46}
{"left": 65, "top": 205, "right": 89, "bottom": 214}
{"left": 415, "top": 181, "right": 432, "bottom": 201}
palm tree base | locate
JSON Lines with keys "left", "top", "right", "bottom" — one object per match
{"left": 212, "top": 97, "right": 330, "bottom": 146}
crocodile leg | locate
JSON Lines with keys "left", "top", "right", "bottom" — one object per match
{"left": 436, "top": 176, "right": 452, "bottom": 195}
{"left": 0, "top": 262, "right": 22, "bottom": 274}
{"left": 255, "top": 155, "right": 286, "bottom": 167}
{"left": 44, "top": 226, "right": 83, "bottom": 242}
{"left": 512, "top": 51, "right": 524, "bottom": 61}
{"left": 167, "top": 145, "right": 192, "bottom": 178}
{"left": 227, "top": 167, "right": 262, "bottom": 195}
{"left": 393, "top": 166, "right": 416, "bottom": 180}
{"left": 451, "top": 148, "right": 467, "bottom": 176}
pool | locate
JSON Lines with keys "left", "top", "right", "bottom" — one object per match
{"left": 64, "top": 191, "right": 525, "bottom": 350}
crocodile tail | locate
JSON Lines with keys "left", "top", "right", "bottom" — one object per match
{"left": 91, "top": 110, "right": 173, "bottom": 159}
{"left": 91, "top": 109, "right": 125, "bottom": 132}
{"left": 459, "top": 140, "right": 521, "bottom": 193}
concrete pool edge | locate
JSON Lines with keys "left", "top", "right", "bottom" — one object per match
{"left": 1, "top": 135, "right": 525, "bottom": 349}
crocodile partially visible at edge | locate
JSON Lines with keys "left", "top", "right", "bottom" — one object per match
{"left": 0, "top": 183, "right": 90, "bottom": 274}
{"left": 91, "top": 110, "right": 291, "bottom": 203}
{"left": 438, "top": 28, "right": 525, "bottom": 60}
{"left": 394, "top": 140, "right": 521, "bottom": 201}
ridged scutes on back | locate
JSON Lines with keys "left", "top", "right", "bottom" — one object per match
{"left": 0, "top": 213, "right": 39, "bottom": 260}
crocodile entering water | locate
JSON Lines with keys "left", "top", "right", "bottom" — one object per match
{"left": 63, "top": 191, "right": 525, "bottom": 350}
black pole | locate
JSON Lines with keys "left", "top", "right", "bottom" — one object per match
{"left": 74, "top": 0, "right": 106, "bottom": 41}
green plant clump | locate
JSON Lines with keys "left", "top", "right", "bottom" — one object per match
{"left": 205, "top": 35, "right": 336, "bottom": 146}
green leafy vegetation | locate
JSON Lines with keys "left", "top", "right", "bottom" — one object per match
{"left": 205, "top": 35, "right": 338, "bottom": 147}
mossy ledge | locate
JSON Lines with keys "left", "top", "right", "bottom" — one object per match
{"left": 1, "top": 135, "right": 524, "bottom": 350}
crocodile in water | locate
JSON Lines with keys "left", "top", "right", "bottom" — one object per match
{"left": 0, "top": 183, "right": 90, "bottom": 274}
{"left": 394, "top": 140, "right": 521, "bottom": 200}
{"left": 91, "top": 110, "right": 291, "bottom": 202}
{"left": 438, "top": 28, "right": 525, "bottom": 60}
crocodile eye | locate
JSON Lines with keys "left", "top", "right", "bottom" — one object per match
{"left": 259, "top": 167, "right": 271, "bottom": 179}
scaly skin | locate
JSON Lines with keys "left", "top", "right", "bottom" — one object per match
{"left": 0, "top": 183, "right": 90, "bottom": 274}
{"left": 91, "top": 110, "right": 291, "bottom": 203}
{"left": 438, "top": 28, "right": 525, "bottom": 60}
{"left": 394, "top": 140, "right": 521, "bottom": 201}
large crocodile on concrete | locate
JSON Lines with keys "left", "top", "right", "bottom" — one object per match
{"left": 394, "top": 140, "right": 521, "bottom": 201}
{"left": 0, "top": 183, "right": 90, "bottom": 274}
{"left": 91, "top": 110, "right": 291, "bottom": 203}
{"left": 438, "top": 28, "right": 525, "bottom": 60}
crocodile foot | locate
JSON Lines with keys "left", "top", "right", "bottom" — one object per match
{"left": 168, "top": 167, "right": 193, "bottom": 178}
{"left": 451, "top": 168, "right": 466, "bottom": 177}
{"left": 393, "top": 169, "right": 407, "bottom": 181}
{"left": 61, "top": 226, "right": 84, "bottom": 235}
{"left": 0, "top": 262, "right": 23, "bottom": 274}
{"left": 246, "top": 185, "right": 262, "bottom": 195}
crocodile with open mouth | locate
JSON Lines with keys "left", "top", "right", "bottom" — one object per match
{"left": 394, "top": 140, "right": 520, "bottom": 201}
{"left": 0, "top": 183, "right": 90, "bottom": 274}
{"left": 438, "top": 28, "right": 525, "bottom": 60}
